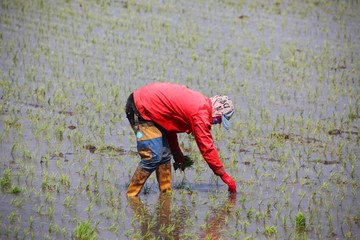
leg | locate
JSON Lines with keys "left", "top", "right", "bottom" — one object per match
{"left": 127, "top": 122, "right": 171, "bottom": 196}
{"left": 155, "top": 126, "right": 172, "bottom": 193}
{"left": 156, "top": 162, "right": 172, "bottom": 194}
{"left": 126, "top": 166, "right": 152, "bottom": 197}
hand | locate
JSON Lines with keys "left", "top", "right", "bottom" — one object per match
{"left": 220, "top": 173, "right": 236, "bottom": 192}
{"left": 173, "top": 155, "right": 194, "bottom": 171}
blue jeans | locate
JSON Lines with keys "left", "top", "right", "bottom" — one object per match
{"left": 131, "top": 122, "right": 172, "bottom": 172}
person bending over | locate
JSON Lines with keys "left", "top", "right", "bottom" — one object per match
{"left": 125, "top": 82, "right": 236, "bottom": 197}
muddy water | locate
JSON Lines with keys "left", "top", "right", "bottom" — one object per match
{"left": 1, "top": 0, "right": 359, "bottom": 239}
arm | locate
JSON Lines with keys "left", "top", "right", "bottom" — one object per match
{"left": 191, "top": 113, "right": 225, "bottom": 175}
{"left": 165, "top": 131, "right": 184, "bottom": 161}
{"left": 191, "top": 112, "right": 236, "bottom": 192}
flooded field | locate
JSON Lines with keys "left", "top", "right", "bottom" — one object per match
{"left": 0, "top": 0, "right": 359, "bottom": 239}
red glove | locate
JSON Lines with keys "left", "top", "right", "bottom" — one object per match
{"left": 220, "top": 173, "right": 236, "bottom": 192}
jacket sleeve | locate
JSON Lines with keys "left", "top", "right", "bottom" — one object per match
{"left": 191, "top": 111, "right": 225, "bottom": 176}
{"left": 165, "top": 131, "right": 184, "bottom": 160}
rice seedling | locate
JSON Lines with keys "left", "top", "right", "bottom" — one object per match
{"left": 73, "top": 220, "right": 98, "bottom": 240}
{"left": 264, "top": 225, "right": 278, "bottom": 236}
{"left": 0, "top": 169, "right": 12, "bottom": 189}
{"left": 295, "top": 210, "right": 306, "bottom": 232}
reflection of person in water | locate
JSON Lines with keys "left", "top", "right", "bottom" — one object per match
{"left": 199, "top": 193, "right": 237, "bottom": 239}
{"left": 128, "top": 193, "right": 236, "bottom": 240}
{"left": 128, "top": 194, "right": 178, "bottom": 239}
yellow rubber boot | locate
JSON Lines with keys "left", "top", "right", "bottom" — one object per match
{"left": 126, "top": 166, "right": 152, "bottom": 197}
{"left": 156, "top": 163, "right": 172, "bottom": 194}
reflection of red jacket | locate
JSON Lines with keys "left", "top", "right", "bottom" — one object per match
{"left": 134, "top": 82, "right": 225, "bottom": 176}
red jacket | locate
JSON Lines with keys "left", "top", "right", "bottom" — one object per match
{"left": 134, "top": 82, "right": 225, "bottom": 176}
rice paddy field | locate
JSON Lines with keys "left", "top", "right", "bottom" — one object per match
{"left": 0, "top": 0, "right": 359, "bottom": 239}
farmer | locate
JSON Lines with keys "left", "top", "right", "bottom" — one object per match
{"left": 125, "top": 82, "right": 236, "bottom": 197}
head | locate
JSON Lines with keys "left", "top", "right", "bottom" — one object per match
{"left": 210, "top": 95, "right": 234, "bottom": 130}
